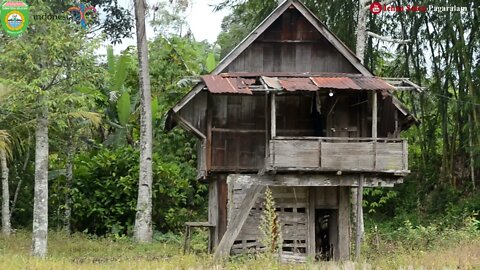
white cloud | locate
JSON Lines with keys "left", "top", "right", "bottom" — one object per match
{"left": 106, "top": 0, "right": 230, "bottom": 54}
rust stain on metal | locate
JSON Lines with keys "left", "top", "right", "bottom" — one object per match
{"left": 311, "top": 76, "right": 394, "bottom": 91}
{"left": 202, "top": 74, "right": 393, "bottom": 93}
{"left": 311, "top": 77, "right": 361, "bottom": 90}
{"left": 202, "top": 75, "right": 253, "bottom": 94}
{"left": 279, "top": 77, "right": 318, "bottom": 91}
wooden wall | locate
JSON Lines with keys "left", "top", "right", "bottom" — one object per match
{"left": 224, "top": 9, "right": 359, "bottom": 73}
{"left": 209, "top": 93, "right": 321, "bottom": 171}
{"left": 210, "top": 95, "right": 266, "bottom": 171}
{"left": 225, "top": 176, "right": 351, "bottom": 261}
{"left": 178, "top": 91, "right": 207, "bottom": 134}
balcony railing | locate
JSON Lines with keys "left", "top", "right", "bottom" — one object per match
{"left": 266, "top": 137, "right": 409, "bottom": 175}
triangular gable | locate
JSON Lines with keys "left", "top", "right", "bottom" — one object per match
{"left": 171, "top": 0, "right": 372, "bottom": 113}
{"left": 213, "top": 0, "right": 371, "bottom": 75}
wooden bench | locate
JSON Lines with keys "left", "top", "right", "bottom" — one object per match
{"left": 183, "top": 222, "right": 216, "bottom": 254}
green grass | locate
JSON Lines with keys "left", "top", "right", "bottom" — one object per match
{"left": 0, "top": 231, "right": 479, "bottom": 269}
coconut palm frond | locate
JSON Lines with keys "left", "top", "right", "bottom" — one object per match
{"left": 0, "top": 130, "right": 12, "bottom": 158}
{"left": 67, "top": 111, "right": 102, "bottom": 128}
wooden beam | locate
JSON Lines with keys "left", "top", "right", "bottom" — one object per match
{"left": 372, "top": 91, "right": 377, "bottom": 138}
{"left": 225, "top": 174, "right": 403, "bottom": 187}
{"left": 307, "top": 187, "right": 316, "bottom": 256}
{"left": 271, "top": 93, "right": 276, "bottom": 138}
{"left": 214, "top": 184, "right": 264, "bottom": 259}
{"left": 338, "top": 186, "right": 350, "bottom": 261}
{"left": 206, "top": 98, "right": 212, "bottom": 171}
{"left": 173, "top": 114, "right": 206, "bottom": 140}
{"left": 265, "top": 91, "right": 269, "bottom": 159}
{"left": 355, "top": 175, "right": 364, "bottom": 260}
{"left": 208, "top": 180, "right": 219, "bottom": 250}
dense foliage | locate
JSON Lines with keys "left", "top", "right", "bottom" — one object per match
{"left": 0, "top": 0, "right": 213, "bottom": 236}
{"left": 0, "top": 0, "right": 479, "bottom": 243}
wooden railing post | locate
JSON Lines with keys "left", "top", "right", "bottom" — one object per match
{"left": 271, "top": 92, "right": 276, "bottom": 138}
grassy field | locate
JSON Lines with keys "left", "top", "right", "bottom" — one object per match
{"left": 0, "top": 231, "right": 479, "bottom": 269}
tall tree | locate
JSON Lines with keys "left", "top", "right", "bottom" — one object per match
{"left": 0, "top": 130, "right": 11, "bottom": 236}
{"left": 133, "top": 0, "right": 153, "bottom": 242}
{"left": 32, "top": 92, "right": 49, "bottom": 257}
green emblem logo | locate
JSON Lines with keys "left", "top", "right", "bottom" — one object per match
{"left": 1, "top": 1, "right": 29, "bottom": 37}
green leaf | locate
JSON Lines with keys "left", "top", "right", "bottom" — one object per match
{"left": 151, "top": 97, "right": 159, "bottom": 120}
{"left": 206, "top": 52, "right": 216, "bottom": 72}
{"left": 117, "top": 92, "right": 131, "bottom": 126}
{"left": 113, "top": 54, "right": 130, "bottom": 93}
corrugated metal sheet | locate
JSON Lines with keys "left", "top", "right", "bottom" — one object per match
{"left": 202, "top": 74, "right": 394, "bottom": 93}
{"left": 202, "top": 75, "right": 253, "bottom": 94}
{"left": 279, "top": 77, "right": 318, "bottom": 91}
{"left": 310, "top": 77, "right": 361, "bottom": 90}
{"left": 310, "top": 76, "right": 394, "bottom": 91}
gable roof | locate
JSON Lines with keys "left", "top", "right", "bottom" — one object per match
{"left": 170, "top": 0, "right": 372, "bottom": 114}
{"left": 167, "top": 0, "right": 418, "bottom": 130}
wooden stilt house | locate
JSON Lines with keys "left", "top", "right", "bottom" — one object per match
{"left": 166, "top": 0, "right": 420, "bottom": 261}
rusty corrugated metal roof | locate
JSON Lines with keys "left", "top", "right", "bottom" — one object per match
{"left": 279, "top": 77, "right": 318, "bottom": 91}
{"left": 202, "top": 75, "right": 253, "bottom": 94}
{"left": 202, "top": 74, "right": 393, "bottom": 93}
{"left": 310, "top": 76, "right": 394, "bottom": 91}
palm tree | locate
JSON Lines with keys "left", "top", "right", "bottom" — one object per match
{"left": 133, "top": 0, "right": 153, "bottom": 242}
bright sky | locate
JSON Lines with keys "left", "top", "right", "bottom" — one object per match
{"left": 111, "top": 0, "right": 230, "bottom": 53}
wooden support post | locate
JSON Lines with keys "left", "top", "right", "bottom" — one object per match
{"left": 214, "top": 184, "right": 264, "bottom": 259}
{"left": 206, "top": 97, "right": 212, "bottom": 171}
{"left": 307, "top": 187, "right": 316, "bottom": 256}
{"left": 208, "top": 180, "right": 219, "bottom": 249}
{"left": 271, "top": 93, "right": 276, "bottom": 138}
{"left": 338, "top": 186, "right": 350, "bottom": 261}
{"left": 372, "top": 91, "right": 377, "bottom": 138}
{"left": 372, "top": 91, "right": 378, "bottom": 168}
{"left": 265, "top": 91, "right": 269, "bottom": 158}
{"left": 355, "top": 175, "right": 364, "bottom": 261}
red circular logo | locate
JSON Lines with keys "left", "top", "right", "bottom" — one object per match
{"left": 370, "top": 2, "right": 382, "bottom": 14}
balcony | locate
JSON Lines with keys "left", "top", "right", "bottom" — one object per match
{"left": 266, "top": 137, "right": 409, "bottom": 175}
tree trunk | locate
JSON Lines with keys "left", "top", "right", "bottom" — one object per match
{"left": 1, "top": 149, "right": 11, "bottom": 236}
{"left": 11, "top": 148, "right": 29, "bottom": 216}
{"left": 32, "top": 98, "right": 49, "bottom": 258}
{"left": 133, "top": 0, "right": 153, "bottom": 243}
{"left": 355, "top": 0, "right": 368, "bottom": 64}
{"left": 64, "top": 133, "right": 74, "bottom": 234}
{"left": 354, "top": 0, "right": 368, "bottom": 258}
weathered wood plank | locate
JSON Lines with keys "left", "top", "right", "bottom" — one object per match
{"left": 208, "top": 181, "right": 219, "bottom": 248}
{"left": 196, "top": 140, "right": 206, "bottom": 179}
{"left": 307, "top": 187, "right": 315, "bottom": 255}
{"left": 372, "top": 92, "right": 378, "bottom": 138}
{"left": 338, "top": 186, "right": 350, "bottom": 261}
{"left": 227, "top": 174, "right": 403, "bottom": 188}
{"left": 270, "top": 139, "right": 407, "bottom": 172}
{"left": 271, "top": 93, "right": 276, "bottom": 138}
{"left": 214, "top": 184, "right": 264, "bottom": 259}
{"left": 272, "top": 140, "right": 319, "bottom": 167}
{"left": 355, "top": 175, "right": 364, "bottom": 260}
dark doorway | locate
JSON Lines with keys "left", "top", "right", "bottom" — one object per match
{"left": 315, "top": 209, "right": 335, "bottom": 260}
